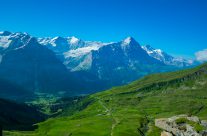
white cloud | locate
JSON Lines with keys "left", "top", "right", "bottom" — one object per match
{"left": 195, "top": 49, "right": 207, "bottom": 62}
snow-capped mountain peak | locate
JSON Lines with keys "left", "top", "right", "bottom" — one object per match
{"left": 0, "top": 31, "right": 31, "bottom": 50}
{"left": 142, "top": 45, "right": 194, "bottom": 67}
{"left": 122, "top": 36, "right": 137, "bottom": 46}
{"left": 69, "top": 36, "right": 79, "bottom": 44}
{"left": 0, "top": 31, "right": 12, "bottom": 36}
{"left": 0, "top": 33, "right": 12, "bottom": 49}
{"left": 142, "top": 45, "right": 163, "bottom": 57}
{"left": 38, "top": 36, "right": 84, "bottom": 51}
{"left": 123, "top": 37, "right": 132, "bottom": 44}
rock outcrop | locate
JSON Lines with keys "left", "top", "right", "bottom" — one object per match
{"left": 161, "top": 131, "right": 173, "bottom": 136}
{"left": 155, "top": 115, "right": 207, "bottom": 136}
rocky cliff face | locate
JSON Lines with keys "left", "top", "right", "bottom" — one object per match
{"left": 155, "top": 115, "right": 207, "bottom": 136}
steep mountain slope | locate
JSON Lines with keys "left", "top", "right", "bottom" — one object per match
{"left": 0, "top": 32, "right": 84, "bottom": 98}
{"left": 0, "top": 78, "right": 33, "bottom": 101}
{"left": 89, "top": 37, "right": 169, "bottom": 86}
{"left": 8, "top": 63, "right": 207, "bottom": 136}
{"left": 61, "top": 37, "right": 179, "bottom": 87}
{"left": 0, "top": 98, "right": 45, "bottom": 130}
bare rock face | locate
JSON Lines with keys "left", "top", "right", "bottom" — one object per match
{"left": 155, "top": 115, "right": 207, "bottom": 136}
{"left": 155, "top": 118, "right": 177, "bottom": 134}
{"left": 201, "top": 120, "right": 207, "bottom": 128}
{"left": 161, "top": 131, "right": 173, "bottom": 136}
{"left": 187, "top": 116, "right": 200, "bottom": 123}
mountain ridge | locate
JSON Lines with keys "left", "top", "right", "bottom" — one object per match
{"left": 0, "top": 31, "right": 199, "bottom": 101}
{"left": 0, "top": 31, "right": 194, "bottom": 68}
{"left": 142, "top": 45, "right": 194, "bottom": 67}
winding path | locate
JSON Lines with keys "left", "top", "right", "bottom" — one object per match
{"left": 96, "top": 97, "right": 119, "bottom": 136}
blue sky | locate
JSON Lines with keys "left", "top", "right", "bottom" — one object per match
{"left": 0, "top": 0, "right": 207, "bottom": 58}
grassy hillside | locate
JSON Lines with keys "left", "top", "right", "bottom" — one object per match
{"left": 5, "top": 63, "right": 207, "bottom": 136}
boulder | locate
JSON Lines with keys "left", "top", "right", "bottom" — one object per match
{"left": 161, "top": 131, "right": 173, "bottom": 136}
{"left": 201, "top": 120, "right": 207, "bottom": 128}
{"left": 155, "top": 115, "right": 207, "bottom": 136}
{"left": 187, "top": 116, "right": 200, "bottom": 123}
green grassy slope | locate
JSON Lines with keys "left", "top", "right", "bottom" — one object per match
{"left": 5, "top": 63, "right": 207, "bottom": 136}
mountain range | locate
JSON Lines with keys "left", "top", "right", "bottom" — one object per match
{"left": 0, "top": 31, "right": 197, "bottom": 100}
